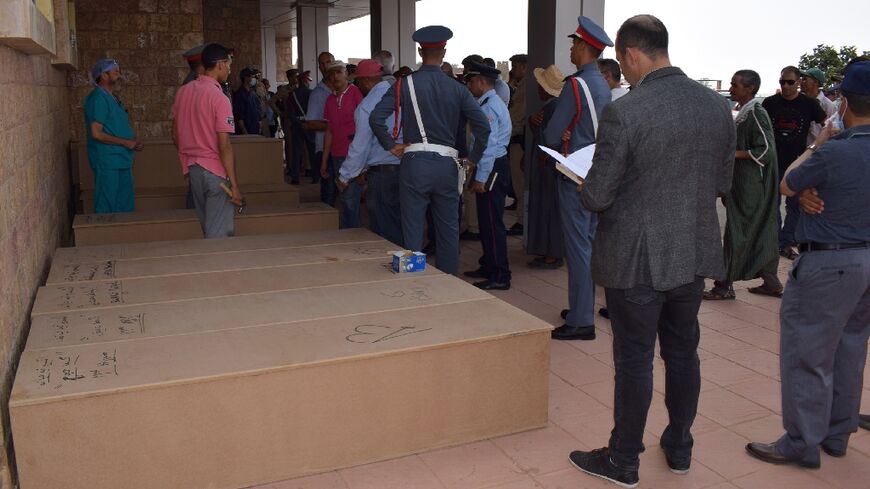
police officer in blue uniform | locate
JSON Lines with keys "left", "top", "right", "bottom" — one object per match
{"left": 370, "top": 26, "right": 491, "bottom": 275}
{"left": 545, "top": 16, "right": 614, "bottom": 341}
{"left": 182, "top": 44, "right": 205, "bottom": 85}
{"left": 462, "top": 62, "right": 514, "bottom": 290}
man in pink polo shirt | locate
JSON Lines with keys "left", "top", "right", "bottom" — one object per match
{"left": 320, "top": 60, "right": 363, "bottom": 227}
{"left": 171, "top": 43, "right": 244, "bottom": 238}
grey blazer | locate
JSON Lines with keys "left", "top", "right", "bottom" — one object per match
{"left": 580, "top": 67, "right": 736, "bottom": 291}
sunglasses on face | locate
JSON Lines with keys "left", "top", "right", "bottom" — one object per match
{"left": 779, "top": 79, "right": 797, "bottom": 86}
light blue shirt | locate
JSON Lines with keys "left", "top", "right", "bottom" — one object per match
{"left": 306, "top": 80, "right": 331, "bottom": 152}
{"left": 471, "top": 88, "right": 511, "bottom": 183}
{"left": 495, "top": 78, "right": 511, "bottom": 105}
{"left": 339, "top": 80, "right": 402, "bottom": 182}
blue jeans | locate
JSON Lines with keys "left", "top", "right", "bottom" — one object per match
{"left": 605, "top": 277, "right": 704, "bottom": 470}
{"left": 319, "top": 152, "right": 337, "bottom": 207}
{"left": 338, "top": 161, "right": 363, "bottom": 229}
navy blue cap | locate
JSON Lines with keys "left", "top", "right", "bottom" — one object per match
{"left": 841, "top": 61, "right": 870, "bottom": 95}
{"left": 568, "top": 16, "right": 613, "bottom": 51}
{"left": 413, "top": 25, "right": 453, "bottom": 49}
{"left": 464, "top": 62, "right": 501, "bottom": 81}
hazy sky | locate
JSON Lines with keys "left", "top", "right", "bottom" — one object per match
{"left": 324, "top": 0, "right": 869, "bottom": 94}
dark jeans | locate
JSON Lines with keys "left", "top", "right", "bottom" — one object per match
{"left": 318, "top": 151, "right": 337, "bottom": 207}
{"left": 605, "top": 277, "right": 704, "bottom": 470}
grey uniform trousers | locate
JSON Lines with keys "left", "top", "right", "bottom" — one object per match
{"left": 558, "top": 176, "right": 597, "bottom": 327}
{"left": 399, "top": 152, "right": 460, "bottom": 275}
{"left": 188, "top": 164, "right": 234, "bottom": 239}
{"left": 776, "top": 247, "right": 870, "bottom": 466}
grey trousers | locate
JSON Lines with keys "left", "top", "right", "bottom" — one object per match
{"left": 188, "top": 164, "right": 235, "bottom": 239}
{"left": 776, "top": 247, "right": 870, "bottom": 465}
{"left": 399, "top": 152, "right": 460, "bottom": 275}
{"left": 558, "top": 176, "right": 598, "bottom": 327}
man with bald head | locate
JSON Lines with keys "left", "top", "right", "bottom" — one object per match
{"left": 568, "top": 15, "right": 735, "bottom": 486}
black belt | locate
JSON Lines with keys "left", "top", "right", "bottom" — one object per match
{"left": 798, "top": 242, "right": 870, "bottom": 252}
{"left": 367, "top": 164, "right": 400, "bottom": 173}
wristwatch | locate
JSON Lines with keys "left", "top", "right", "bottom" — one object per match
{"left": 807, "top": 143, "right": 819, "bottom": 152}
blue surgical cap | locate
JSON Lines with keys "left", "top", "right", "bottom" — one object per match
{"left": 91, "top": 58, "right": 119, "bottom": 84}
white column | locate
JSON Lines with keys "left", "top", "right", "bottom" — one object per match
{"left": 370, "top": 0, "right": 416, "bottom": 70}
{"left": 261, "top": 26, "right": 278, "bottom": 84}
{"left": 526, "top": 0, "right": 607, "bottom": 113}
{"left": 296, "top": 3, "right": 330, "bottom": 84}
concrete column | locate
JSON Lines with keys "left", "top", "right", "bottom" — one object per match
{"left": 261, "top": 26, "right": 278, "bottom": 84}
{"left": 296, "top": 3, "right": 330, "bottom": 84}
{"left": 523, "top": 0, "right": 606, "bottom": 227}
{"left": 370, "top": 0, "right": 416, "bottom": 71}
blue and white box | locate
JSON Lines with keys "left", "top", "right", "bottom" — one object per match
{"left": 391, "top": 251, "right": 427, "bottom": 273}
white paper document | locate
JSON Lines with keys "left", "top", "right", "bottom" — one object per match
{"left": 538, "top": 144, "right": 596, "bottom": 183}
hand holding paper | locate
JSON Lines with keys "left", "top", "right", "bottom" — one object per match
{"left": 538, "top": 144, "right": 596, "bottom": 185}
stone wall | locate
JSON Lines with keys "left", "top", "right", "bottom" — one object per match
{"left": 69, "top": 0, "right": 205, "bottom": 140}
{"left": 0, "top": 45, "right": 72, "bottom": 488}
{"left": 276, "top": 37, "right": 294, "bottom": 83}
{"left": 203, "top": 0, "right": 262, "bottom": 91}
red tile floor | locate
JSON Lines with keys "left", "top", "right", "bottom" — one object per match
{"left": 254, "top": 190, "right": 869, "bottom": 489}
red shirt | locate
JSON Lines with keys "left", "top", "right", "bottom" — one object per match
{"left": 324, "top": 83, "right": 363, "bottom": 157}
{"left": 171, "top": 76, "right": 235, "bottom": 177}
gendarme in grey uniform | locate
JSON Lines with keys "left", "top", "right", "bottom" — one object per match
{"left": 544, "top": 16, "right": 614, "bottom": 338}
{"left": 370, "top": 25, "right": 490, "bottom": 275}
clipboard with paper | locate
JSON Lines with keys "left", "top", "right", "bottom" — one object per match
{"left": 543, "top": 75, "right": 600, "bottom": 185}
{"left": 539, "top": 144, "right": 595, "bottom": 184}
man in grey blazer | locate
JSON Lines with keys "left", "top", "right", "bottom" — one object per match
{"left": 565, "top": 15, "right": 735, "bottom": 488}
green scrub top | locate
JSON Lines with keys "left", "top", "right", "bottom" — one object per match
{"left": 84, "top": 87, "right": 135, "bottom": 170}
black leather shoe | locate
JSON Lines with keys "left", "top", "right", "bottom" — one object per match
{"left": 561, "top": 309, "right": 569, "bottom": 320}
{"left": 528, "top": 257, "right": 563, "bottom": 269}
{"left": 551, "top": 324, "right": 595, "bottom": 341}
{"left": 599, "top": 307, "right": 610, "bottom": 319}
{"left": 460, "top": 230, "right": 480, "bottom": 240}
{"left": 745, "top": 442, "right": 820, "bottom": 469}
{"left": 821, "top": 443, "right": 846, "bottom": 458}
{"left": 860, "top": 414, "right": 870, "bottom": 431}
{"left": 507, "top": 223, "right": 524, "bottom": 236}
{"left": 473, "top": 280, "right": 510, "bottom": 291}
{"left": 463, "top": 268, "right": 488, "bottom": 279}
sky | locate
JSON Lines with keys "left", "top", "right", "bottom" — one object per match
{"left": 320, "top": 0, "right": 870, "bottom": 95}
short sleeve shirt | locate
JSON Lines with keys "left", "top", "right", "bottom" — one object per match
{"left": 84, "top": 87, "right": 135, "bottom": 170}
{"left": 306, "top": 81, "right": 332, "bottom": 152}
{"left": 171, "top": 76, "right": 236, "bottom": 178}
{"left": 762, "top": 93, "right": 827, "bottom": 170}
{"left": 324, "top": 83, "right": 363, "bottom": 158}
{"left": 785, "top": 125, "right": 870, "bottom": 243}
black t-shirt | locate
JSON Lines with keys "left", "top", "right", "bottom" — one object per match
{"left": 762, "top": 93, "right": 827, "bottom": 170}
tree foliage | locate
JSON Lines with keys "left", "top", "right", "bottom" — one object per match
{"left": 799, "top": 44, "right": 870, "bottom": 86}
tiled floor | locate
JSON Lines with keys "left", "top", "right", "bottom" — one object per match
{"left": 258, "top": 187, "right": 869, "bottom": 488}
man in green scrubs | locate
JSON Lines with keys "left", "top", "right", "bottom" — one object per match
{"left": 84, "top": 58, "right": 143, "bottom": 213}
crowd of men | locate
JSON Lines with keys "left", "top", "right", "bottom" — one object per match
{"left": 81, "top": 11, "right": 870, "bottom": 489}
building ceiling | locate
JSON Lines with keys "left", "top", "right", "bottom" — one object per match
{"left": 260, "top": 0, "right": 374, "bottom": 38}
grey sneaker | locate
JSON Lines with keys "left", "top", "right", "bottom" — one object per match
{"left": 569, "top": 448, "right": 639, "bottom": 488}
